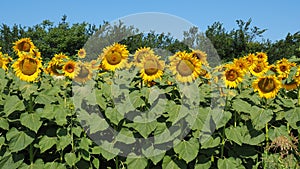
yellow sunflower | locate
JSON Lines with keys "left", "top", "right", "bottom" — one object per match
{"left": 12, "top": 52, "right": 42, "bottom": 82}
{"left": 140, "top": 55, "right": 164, "bottom": 83}
{"left": 249, "top": 60, "right": 269, "bottom": 77}
{"left": 13, "top": 38, "right": 36, "bottom": 54}
{"left": 276, "top": 58, "right": 292, "bottom": 79}
{"left": 191, "top": 49, "right": 208, "bottom": 66}
{"left": 233, "top": 57, "right": 248, "bottom": 72}
{"left": 0, "top": 52, "right": 12, "bottom": 71}
{"left": 255, "top": 52, "right": 268, "bottom": 62}
{"left": 63, "top": 60, "right": 78, "bottom": 79}
{"left": 223, "top": 64, "right": 244, "bottom": 88}
{"left": 31, "top": 49, "right": 42, "bottom": 59}
{"left": 282, "top": 82, "right": 298, "bottom": 91}
{"left": 77, "top": 48, "right": 86, "bottom": 59}
{"left": 45, "top": 53, "right": 69, "bottom": 76}
{"left": 100, "top": 43, "right": 129, "bottom": 71}
{"left": 244, "top": 53, "right": 256, "bottom": 67}
{"left": 294, "top": 67, "right": 300, "bottom": 86}
{"left": 74, "top": 62, "right": 93, "bottom": 83}
{"left": 134, "top": 47, "right": 155, "bottom": 66}
{"left": 252, "top": 75, "right": 281, "bottom": 99}
{"left": 169, "top": 51, "right": 201, "bottom": 83}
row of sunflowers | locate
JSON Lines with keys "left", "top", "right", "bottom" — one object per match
{"left": 1, "top": 38, "right": 300, "bottom": 99}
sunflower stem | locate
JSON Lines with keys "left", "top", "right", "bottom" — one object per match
{"left": 29, "top": 143, "right": 34, "bottom": 165}
{"left": 265, "top": 122, "right": 269, "bottom": 143}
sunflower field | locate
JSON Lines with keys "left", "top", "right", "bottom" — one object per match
{"left": 0, "top": 25, "right": 300, "bottom": 169}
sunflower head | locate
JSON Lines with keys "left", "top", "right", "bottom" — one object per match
{"left": 255, "top": 52, "right": 268, "bottom": 62}
{"left": 244, "top": 53, "right": 256, "bottom": 67}
{"left": 294, "top": 66, "right": 300, "bottom": 86}
{"left": 250, "top": 60, "right": 269, "bottom": 77}
{"left": 140, "top": 55, "right": 164, "bottom": 83}
{"left": 77, "top": 48, "right": 86, "bottom": 59}
{"left": 100, "top": 43, "right": 129, "bottom": 71}
{"left": 233, "top": 57, "right": 248, "bottom": 72}
{"left": 13, "top": 38, "right": 36, "bottom": 54}
{"left": 12, "top": 52, "right": 42, "bottom": 82}
{"left": 276, "top": 58, "right": 293, "bottom": 79}
{"left": 169, "top": 51, "right": 202, "bottom": 83}
{"left": 0, "top": 52, "right": 12, "bottom": 71}
{"left": 191, "top": 50, "right": 208, "bottom": 66}
{"left": 252, "top": 75, "right": 281, "bottom": 99}
{"left": 74, "top": 62, "right": 93, "bottom": 83}
{"left": 134, "top": 47, "right": 155, "bottom": 65}
{"left": 63, "top": 60, "right": 78, "bottom": 79}
{"left": 223, "top": 64, "right": 244, "bottom": 88}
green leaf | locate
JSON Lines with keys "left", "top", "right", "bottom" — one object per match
{"left": 56, "top": 135, "right": 72, "bottom": 151}
{"left": 162, "top": 156, "right": 187, "bottom": 169}
{"left": 99, "top": 141, "right": 120, "bottom": 160}
{"left": 79, "top": 137, "right": 92, "bottom": 151}
{"left": 126, "top": 121, "right": 157, "bottom": 138}
{"left": 92, "top": 158, "right": 100, "bottom": 169}
{"left": 225, "top": 127, "right": 244, "bottom": 146}
{"left": 96, "top": 93, "right": 107, "bottom": 110}
{"left": 115, "top": 128, "right": 136, "bottom": 144}
{"left": 77, "top": 110, "right": 109, "bottom": 134}
{"left": 64, "top": 153, "right": 79, "bottom": 166}
{"left": 129, "top": 90, "right": 145, "bottom": 108}
{"left": 20, "top": 113, "right": 42, "bottom": 133}
{"left": 6, "top": 128, "right": 34, "bottom": 152}
{"left": 284, "top": 107, "right": 300, "bottom": 129}
{"left": 250, "top": 106, "right": 273, "bottom": 130}
{"left": 232, "top": 99, "right": 252, "bottom": 114}
{"left": 44, "top": 162, "right": 67, "bottom": 169}
{"left": 148, "top": 86, "right": 162, "bottom": 104}
{"left": 200, "top": 136, "right": 220, "bottom": 149}
{"left": 126, "top": 157, "right": 148, "bottom": 169}
{"left": 105, "top": 107, "right": 124, "bottom": 125}
{"left": 217, "top": 157, "right": 245, "bottom": 169}
{"left": 4, "top": 95, "right": 25, "bottom": 116}
{"left": 142, "top": 145, "right": 165, "bottom": 165}
{"left": 38, "top": 136, "right": 57, "bottom": 153}
{"left": 0, "top": 153, "right": 24, "bottom": 169}
{"left": 174, "top": 138, "right": 199, "bottom": 163}
{"left": 0, "top": 117, "right": 9, "bottom": 130}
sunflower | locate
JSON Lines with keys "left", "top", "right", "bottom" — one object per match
{"left": 13, "top": 38, "right": 36, "bottom": 54}
{"left": 63, "top": 60, "right": 78, "bottom": 79}
{"left": 252, "top": 75, "right": 281, "bottom": 99}
{"left": 233, "top": 57, "right": 248, "bottom": 72}
{"left": 169, "top": 51, "right": 201, "bottom": 83}
{"left": 46, "top": 53, "right": 69, "bottom": 76}
{"left": 255, "top": 52, "right": 268, "bottom": 62}
{"left": 140, "top": 55, "right": 164, "bottom": 83}
{"left": 244, "top": 53, "right": 256, "bottom": 67}
{"left": 223, "top": 64, "right": 244, "bottom": 88}
{"left": 12, "top": 52, "right": 42, "bottom": 82}
{"left": 0, "top": 52, "right": 12, "bottom": 71}
{"left": 77, "top": 48, "right": 86, "bottom": 59}
{"left": 100, "top": 43, "right": 129, "bottom": 71}
{"left": 282, "top": 82, "right": 298, "bottom": 91}
{"left": 191, "top": 49, "right": 208, "bottom": 66}
{"left": 276, "top": 58, "right": 292, "bottom": 79}
{"left": 294, "top": 67, "right": 300, "bottom": 86}
{"left": 74, "top": 62, "right": 93, "bottom": 83}
{"left": 134, "top": 47, "right": 155, "bottom": 66}
{"left": 249, "top": 60, "right": 269, "bottom": 77}
{"left": 31, "top": 49, "right": 42, "bottom": 59}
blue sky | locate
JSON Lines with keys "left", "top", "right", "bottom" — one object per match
{"left": 1, "top": 0, "right": 300, "bottom": 42}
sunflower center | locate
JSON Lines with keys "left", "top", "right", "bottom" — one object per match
{"left": 279, "top": 65, "right": 287, "bottom": 72}
{"left": 106, "top": 51, "right": 122, "bottom": 65}
{"left": 144, "top": 59, "right": 159, "bottom": 75}
{"left": 225, "top": 69, "right": 238, "bottom": 81}
{"left": 177, "top": 60, "right": 194, "bottom": 76}
{"left": 18, "top": 42, "right": 31, "bottom": 52}
{"left": 65, "top": 64, "right": 75, "bottom": 73}
{"left": 258, "top": 77, "right": 276, "bottom": 93}
{"left": 20, "top": 58, "right": 38, "bottom": 75}
{"left": 253, "top": 64, "right": 263, "bottom": 73}
{"left": 78, "top": 66, "right": 89, "bottom": 78}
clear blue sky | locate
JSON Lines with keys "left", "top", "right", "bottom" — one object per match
{"left": 1, "top": 0, "right": 300, "bottom": 42}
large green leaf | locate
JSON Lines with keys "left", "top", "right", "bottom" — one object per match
{"left": 0, "top": 117, "right": 9, "bottom": 130}
{"left": 38, "top": 136, "right": 57, "bottom": 153}
{"left": 232, "top": 99, "right": 252, "bottom": 114}
{"left": 4, "top": 95, "right": 25, "bottom": 117}
{"left": 0, "top": 153, "right": 24, "bottom": 169}
{"left": 142, "top": 145, "right": 165, "bottom": 165}
{"left": 284, "top": 107, "right": 300, "bottom": 129}
{"left": 126, "top": 120, "right": 157, "bottom": 138}
{"left": 6, "top": 128, "right": 34, "bottom": 152}
{"left": 174, "top": 138, "right": 199, "bottom": 163}
{"left": 20, "top": 113, "right": 42, "bottom": 133}
{"left": 65, "top": 153, "right": 79, "bottom": 167}
{"left": 126, "top": 156, "right": 148, "bottom": 169}
{"left": 99, "top": 141, "right": 120, "bottom": 160}
{"left": 56, "top": 135, "right": 72, "bottom": 151}
{"left": 250, "top": 106, "right": 273, "bottom": 130}
{"left": 44, "top": 162, "right": 67, "bottom": 169}
{"left": 217, "top": 157, "right": 245, "bottom": 169}
{"left": 105, "top": 107, "right": 124, "bottom": 125}
{"left": 162, "top": 156, "right": 186, "bottom": 169}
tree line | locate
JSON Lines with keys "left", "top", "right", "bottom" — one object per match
{"left": 1, "top": 16, "right": 299, "bottom": 63}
